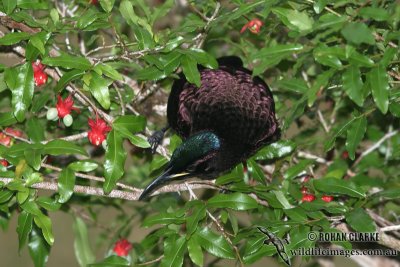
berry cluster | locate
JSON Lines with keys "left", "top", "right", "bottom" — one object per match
{"left": 46, "top": 95, "right": 80, "bottom": 127}
{"left": 32, "top": 61, "right": 48, "bottom": 87}
{"left": 112, "top": 238, "right": 132, "bottom": 257}
{"left": 300, "top": 176, "right": 334, "bottom": 203}
{"left": 241, "top": 18, "right": 263, "bottom": 34}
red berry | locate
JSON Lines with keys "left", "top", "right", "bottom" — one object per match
{"left": 5, "top": 127, "right": 23, "bottom": 137}
{"left": 34, "top": 71, "right": 48, "bottom": 86}
{"left": 113, "top": 238, "right": 132, "bottom": 257}
{"left": 342, "top": 151, "right": 349, "bottom": 159}
{"left": 301, "top": 194, "right": 315, "bottom": 202}
{"left": 0, "top": 159, "right": 8, "bottom": 167}
{"left": 321, "top": 195, "right": 334, "bottom": 203}
{"left": 300, "top": 186, "right": 308, "bottom": 194}
{"left": 88, "top": 118, "right": 112, "bottom": 146}
{"left": 56, "top": 95, "right": 79, "bottom": 119}
{"left": 0, "top": 133, "right": 12, "bottom": 147}
{"left": 32, "top": 60, "right": 45, "bottom": 73}
{"left": 90, "top": 0, "right": 98, "bottom": 4}
{"left": 241, "top": 18, "right": 263, "bottom": 34}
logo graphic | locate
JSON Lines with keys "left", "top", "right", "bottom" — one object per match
{"left": 257, "top": 226, "right": 291, "bottom": 266}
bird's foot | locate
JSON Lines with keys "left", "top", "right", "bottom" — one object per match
{"left": 148, "top": 130, "right": 165, "bottom": 154}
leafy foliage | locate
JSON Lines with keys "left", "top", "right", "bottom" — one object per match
{"left": 0, "top": 0, "right": 399, "bottom": 266}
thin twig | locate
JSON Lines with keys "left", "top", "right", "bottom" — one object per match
{"left": 353, "top": 130, "right": 398, "bottom": 167}
{"left": 40, "top": 163, "right": 140, "bottom": 192}
{"left": 297, "top": 150, "right": 329, "bottom": 165}
{"left": 317, "top": 110, "right": 330, "bottom": 133}
{"left": 43, "top": 132, "right": 88, "bottom": 143}
{"left": 381, "top": 225, "right": 400, "bottom": 232}
{"left": 137, "top": 255, "right": 164, "bottom": 266}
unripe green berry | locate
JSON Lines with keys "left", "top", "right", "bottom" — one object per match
{"left": 102, "top": 139, "right": 108, "bottom": 150}
{"left": 63, "top": 114, "right": 73, "bottom": 127}
{"left": 46, "top": 108, "right": 58, "bottom": 121}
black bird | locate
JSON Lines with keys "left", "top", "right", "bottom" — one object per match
{"left": 139, "top": 56, "right": 280, "bottom": 200}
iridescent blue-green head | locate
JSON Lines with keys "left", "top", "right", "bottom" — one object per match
{"left": 139, "top": 132, "right": 221, "bottom": 200}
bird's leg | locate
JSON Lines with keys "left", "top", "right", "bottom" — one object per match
{"left": 148, "top": 125, "right": 169, "bottom": 154}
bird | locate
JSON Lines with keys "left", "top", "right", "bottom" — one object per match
{"left": 139, "top": 56, "right": 280, "bottom": 200}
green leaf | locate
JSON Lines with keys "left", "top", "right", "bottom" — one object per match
{"left": 273, "top": 190, "right": 294, "bottom": 209}
{"left": 103, "top": 130, "right": 127, "bottom": 194}
{"left": 136, "top": 65, "right": 166, "bottom": 81}
{"left": 30, "top": 34, "right": 45, "bottom": 55}
{"left": 325, "top": 115, "right": 364, "bottom": 151}
{"left": 368, "top": 64, "right": 390, "bottom": 114}
{"left": 58, "top": 167, "right": 76, "bottom": 203}
{"left": 5, "top": 63, "right": 34, "bottom": 122}
{"left": 0, "top": 32, "right": 30, "bottom": 45}
{"left": 346, "top": 208, "right": 375, "bottom": 232}
{"left": 0, "top": 190, "right": 14, "bottom": 203}
{"left": 97, "top": 63, "right": 123, "bottom": 80}
{"left": 195, "top": 227, "right": 235, "bottom": 259}
{"left": 380, "top": 47, "right": 397, "bottom": 67}
{"left": 24, "top": 148, "right": 43, "bottom": 171}
{"left": 31, "top": 92, "right": 51, "bottom": 112}
{"left": 149, "top": 155, "right": 168, "bottom": 173}
{"left": 183, "top": 49, "right": 218, "bottom": 69}
{"left": 0, "top": 112, "right": 17, "bottom": 126}
{"left": 3, "top": 0, "right": 17, "bottom": 14}
{"left": 159, "top": 51, "right": 182, "bottom": 74}
{"left": 142, "top": 212, "right": 185, "bottom": 227}
{"left": 254, "top": 140, "right": 296, "bottom": 160}
{"left": 17, "top": 210, "right": 33, "bottom": 251}
{"left": 33, "top": 212, "right": 54, "bottom": 246}
{"left": 55, "top": 69, "right": 85, "bottom": 93}
{"left": 127, "top": 135, "right": 150, "bottom": 148}
{"left": 347, "top": 50, "right": 374, "bottom": 67}
{"left": 28, "top": 227, "right": 50, "bottom": 267}
{"left": 313, "top": 177, "right": 365, "bottom": 198}
{"left": 162, "top": 36, "right": 185, "bottom": 52}
{"left": 389, "top": 102, "right": 400, "bottom": 118}
{"left": 112, "top": 115, "right": 146, "bottom": 137}
{"left": 342, "top": 66, "right": 365, "bottom": 106}
{"left": 247, "top": 159, "right": 265, "bottom": 184}
{"left": 252, "top": 43, "right": 303, "bottom": 61}
{"left": 89, "top": 72, "right": 112, "bottom": 109}
{"left": 73, "top": 217, "right": 95, "bottom": 267}
{"left": 99, "top": 0, "right": 115, "bottom": 13}
{"left": 272, "top": 8, "right": 313, "bottom": 32}
{"left": 346, "top": 116, "right": 367, "bottom": 160}
{"left": 276, "top": 78, "right": 308, "bottom": 94}
{"left": 77, "top": 9, "right": 98, "bottom": 29}
{"left": 43, "top": 140, "right": 88, "bottom": 156}
{"left": 188, "top": 238, "right": 203, "bottom": 267}
{"left": 69, "top": 161, "right": 98, "bottom": 172}
{"left": 307, "top": 68, "right": 335, "bottom": 107}
{"left": 186, "top": 203, "right": 206, "bottom": 237}
{"left": 26, "top": 117, "right": 45, "bottom": 143}
{"left": 181, "top": 55, "right": 201, "bottom": 87}
{"left": 42, "top": 55, "right": 91, "bottom": 70}
{"left": 36, "top": 196, "right": 61, "bottom": 211}
{"left": 132, "top": 24, "right": 154, "bottom": 50}
{"left": 359, "top": 7, "right": 390, "bottom": 21}
{"left": 284, "top": 159, "right": 315, "bottom": 180}
{"left": 161, "top": 235, "right": 187, "bottom": 267}
{"left": 341, "top": 22, "right": 375, "bottom": 45}
{"left": 207, "top": 192, "right": 258, "bottom": 210}
{"left": 89, "top": 255, "right": 130, "bottom": 267}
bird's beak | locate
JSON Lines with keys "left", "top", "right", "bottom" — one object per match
{"left": 138, "top": 168, "right": 190, "bottom": 201}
